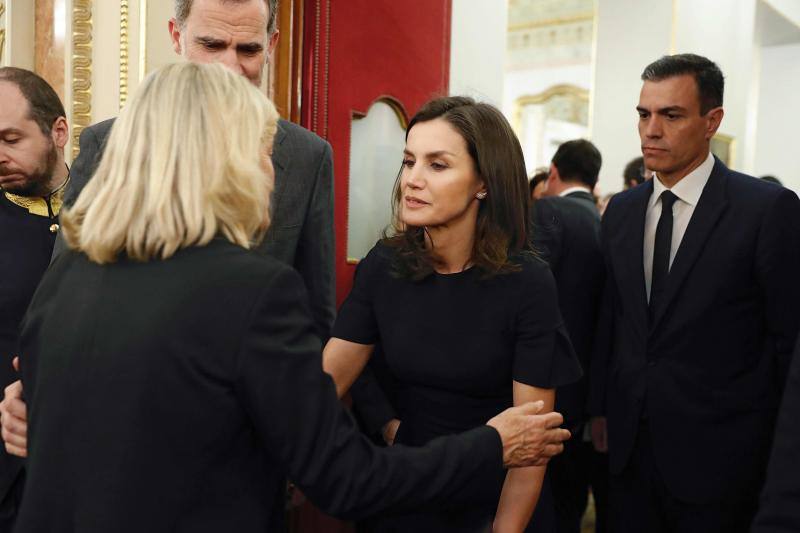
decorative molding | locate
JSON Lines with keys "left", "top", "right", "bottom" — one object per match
{"left": 513, "top": 84, "right": 590, "bottom": 138}
{"left": 508, "top": 12, "right": 594, "bottom": 33}
{"left": 515, "top": 84, "right": 590, "bottom": 107}
{"left": 669, "top": 0, "right": 678, "bottom": 54}
{"left": 0, "top": 1, "right": 6, "bottom": 65}
{"left": 139, "top": 0, "right": 147, "bottom": 81}
{"left": 711, "top": 132, "right": 736, "bottom": 168}
{"left": 72, "top": 0, "right": 93, "bottom": 160}
{"left": 120, "top": 0, "right": 129, "bottom": 108}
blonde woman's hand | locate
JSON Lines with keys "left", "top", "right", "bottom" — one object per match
{"left": 0, "top": 358, "right": 28, "bottom": 458}
{"left": 486, "top": 401, "right": 569, "bottom": 468}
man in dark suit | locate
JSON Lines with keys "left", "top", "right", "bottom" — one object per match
{"left": 60, "top": 0, "right": 334, "bottom": 341}
{"left": 588, "top": 54, "right": 800, "bottom": 533}
{"left": 532, "top": 139, "right": 607, "bottom": 533}
{"left": 0, "top": 68, "right": 70, "bottom": 533}
{"left": 752, "top": 336, "right": 800, "bottom": 533}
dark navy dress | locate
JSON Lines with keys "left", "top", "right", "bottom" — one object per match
{"left": 333, "top": 243, "right": 582, "bottom": 532}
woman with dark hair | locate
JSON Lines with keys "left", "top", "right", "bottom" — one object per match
{"left": 324, "top": 96, "right": 581, "bottom": 532}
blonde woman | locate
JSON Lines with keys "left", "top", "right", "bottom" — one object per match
{"left": 11, "top": 63, "right": 571, "bottom": 533}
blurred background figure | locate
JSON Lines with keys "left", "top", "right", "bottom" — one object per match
{"left": 622, "top": 156, "right": 653, "bottom": 190}
{"left": 530, "top": 169, "right": 549, "bottom": 202}
{"left": 596, "top": 193, "right": 615, "bottom": 217}
{"left": 531, "top": 139, "right": 607, "bottom": 533}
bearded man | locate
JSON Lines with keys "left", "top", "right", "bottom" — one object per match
{"left": 0, "top": 67, "right": 69, "bottom": 533}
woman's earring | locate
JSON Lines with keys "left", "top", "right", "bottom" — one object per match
{"left": 476, "top": 191, "right": 487, "bottom": 200}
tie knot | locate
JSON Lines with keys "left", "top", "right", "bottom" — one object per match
{"left": 660, "top": 190, "right": 678, "bottom": 210}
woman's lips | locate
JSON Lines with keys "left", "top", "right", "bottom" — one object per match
{"left": 404, "top": 196, "right": 429, "bottom": 208}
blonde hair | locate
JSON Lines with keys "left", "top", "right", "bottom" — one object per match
{"left": 61, "top": 62, "right": 278, "bottom": 263}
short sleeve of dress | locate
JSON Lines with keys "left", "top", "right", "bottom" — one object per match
{"left": 512, "top": 259, "right": 583, "bottom": 388}
{"left": 331, "top": 244, "right": 383, "bottom": 345}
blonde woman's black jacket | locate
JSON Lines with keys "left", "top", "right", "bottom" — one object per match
{"left": 15, "top": 240, "right": 505, "bottom": 533}
{"left": 56, "top": 118, "right": 335, "bottom": 342}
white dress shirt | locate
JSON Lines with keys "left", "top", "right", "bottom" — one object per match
{"left": 644, "top": 152, "right": 715, "bottom": 300}
{"left": 559, "top": 185, "right": 592, "bottom": 197}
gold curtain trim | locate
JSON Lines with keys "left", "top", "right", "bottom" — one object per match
{"left": 72, "top": 0, "right": 93, "bottom": 160}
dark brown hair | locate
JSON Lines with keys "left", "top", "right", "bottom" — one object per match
{"left": 0, "top": 67, "right": 66, "bottom": 135}
{"left": 641, "top": 53, "right": 724, "bottom": 115}
{"left": 382, "top": 96, "right": 531, "bottom": 280}
{"left": 551, "top": 139, "right": 601, "bottom": 190}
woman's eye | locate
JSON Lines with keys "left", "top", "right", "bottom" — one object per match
{"left": 431, "top": 162, "right": 447, "bottom": 171}
{"left": 402, "top": 159, "right": 415, "bottom": 168}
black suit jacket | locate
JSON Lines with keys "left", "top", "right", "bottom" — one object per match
{"left": 531, "top": 190, "right": 604, "bottom": 425}
{"left": 752, "top": 336, "right": 800, "bottom": 533}
{"left": 58, "top": 118, "right": 335, "bottom": 340}
{"left": 16, "top": 240, "right": 506, "bottom": 533}
{"left": 588, "top": 158, "right": 800, "bottom": 504}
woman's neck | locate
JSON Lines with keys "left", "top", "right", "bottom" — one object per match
{"left": 426, "top": 220, "right": 476, "bottom": 274}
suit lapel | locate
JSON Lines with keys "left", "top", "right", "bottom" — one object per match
{"left": 649, "top": 158, "right": 729, "bottom": 331}
{"left": 610, "top": 181, "right": 652, "bottom": 337}
{"left": 270, "top": 119, "right": 291, "bottom": 210}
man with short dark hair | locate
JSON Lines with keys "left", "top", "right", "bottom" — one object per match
{"left": 543, "top": 139, "right": 601, "bottom": 198}
{"left": 0, "top": 66, "right": 69, "bottom": 533}
{"left": 531, "top": 138, "right": 606, "bottom": 533}
{"left": 623, "top": 156, "right": 652, "bottom": 190}
{"left": 589, "top": 53, "right": 800, "bottom": 532}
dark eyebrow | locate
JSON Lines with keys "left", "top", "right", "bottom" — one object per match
{"left": 194, "top": 36, "right": 227, "bottom": 47}
{"left": 0, "top": 128, "right": 24, "bottom": 136}
{"left": 636, "top": 105, "right": 687, "bottom": 115}
{"left": 403, "top": 149, "right": 457, "bottom": 158}
{"left": 237, "top": 42, "right": 264, "bottom": 53}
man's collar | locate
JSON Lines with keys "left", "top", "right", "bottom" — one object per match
{"left": 559, "top": 185, "right": 592, "bottom": 198}
{"left": 2, "top": 168, "right": 70, "bottom": 218}
{"left": 650, "top": 152, "right": 714, "bottom": 207}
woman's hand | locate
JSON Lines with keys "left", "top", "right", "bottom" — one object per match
{"left": 382, "top": 418, "right": 401, "bottom": 446}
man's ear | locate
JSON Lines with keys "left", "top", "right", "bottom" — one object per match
{"left": 705, "top": 107, "right": 724, "bottom": 140}
{"left": 266, "top": 30, "right": 280, "bottom": 59}
{"left": 168, "top": 18, "right": 183, "bottom": 55}
{"left": 51, "top": 117, "right": 69, "bottom": 151}
{"left": 547, "top": 163, "right": 560, "bottom": 185}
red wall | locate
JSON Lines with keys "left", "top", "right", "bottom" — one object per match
{"left": 302, "top": 0, "right": 452, "bottom": 306}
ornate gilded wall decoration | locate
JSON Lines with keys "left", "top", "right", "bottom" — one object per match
{"left": 139, "top": 0, "right": 147, "bottom": 82}
{"left": 0, "top": 1, "right": 6, "bottom": 65}
{"left": 119, "top": 0, "right": 129, "bottom": 108}
{"left": 72, "top": 0, "right": 93, "bottom": 160}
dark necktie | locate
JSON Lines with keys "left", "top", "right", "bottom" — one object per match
{"left": 650, "top": 190, "right": 678, "bottom": 315}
